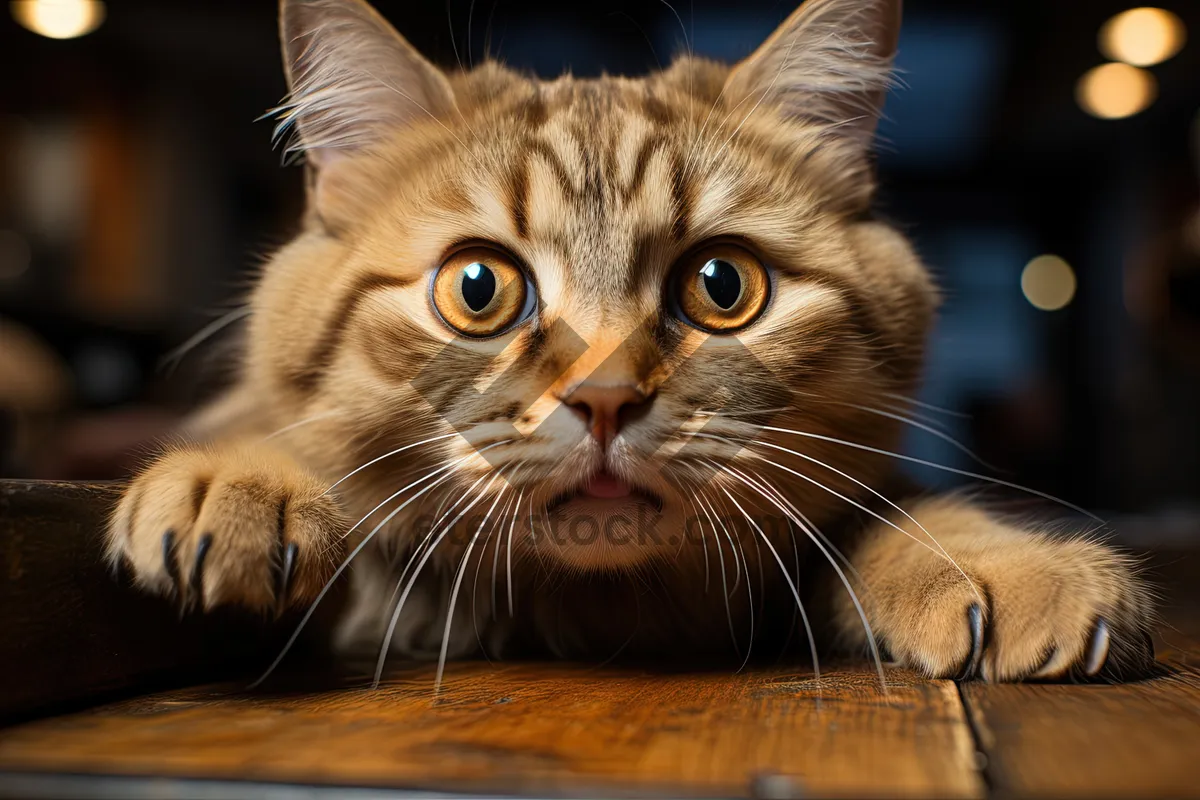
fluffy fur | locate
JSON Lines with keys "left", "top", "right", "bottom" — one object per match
{"left": 107, "top": 0, "right": 1155, "bottom": 680}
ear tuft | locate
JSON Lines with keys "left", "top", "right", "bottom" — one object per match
{"left": 273, "top": 0, "right": 455, "bottom": 165}
{"left": 724, "top": 0, "right": 901, "bottom": 146}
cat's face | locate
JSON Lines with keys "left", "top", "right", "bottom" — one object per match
{"left": 249, "top": 0, "right": 934, "bottom": 573}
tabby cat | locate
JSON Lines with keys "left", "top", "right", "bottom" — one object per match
{"left": 107, "top": 0, "right": 1156, "bottom": 682}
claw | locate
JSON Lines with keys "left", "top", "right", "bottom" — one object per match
{"left": 162, "top": 530, "right": 182, "bottom": 598}
{"left": 1030, "top": 645, "right": 1060, "bottom": 679}
{"left": 1084, "top": 618, "right": 1111, "bottom": 677}
{"left": 187, "top": 533, "right": 213, "bottom": 611}
{"left": 275, "top": 542, "right": 299, "bottom": 613}
{"left": 961, "top": 604, "right": 985, "bottom": 680}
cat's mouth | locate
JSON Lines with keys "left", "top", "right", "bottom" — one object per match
{"left": 538, "top": 469, "right": 667, "bottom": 570}
{"left": 546, "top": 469, "right": 664, "bottom": 513}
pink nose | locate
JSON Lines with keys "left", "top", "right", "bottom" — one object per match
{"left": 561, "top": 383, "right": 649, "bottom": 448}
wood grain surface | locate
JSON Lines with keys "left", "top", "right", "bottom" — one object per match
{"left": 0, "top": 662, "right": 984, "bottom": 799}
{"left": 959, "top": 550, "right": 1200, "bottom": 800}
{"left": 962, "top": 676, "right": 1200, "bottom": 799}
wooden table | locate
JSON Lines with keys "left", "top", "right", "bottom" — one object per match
{"left": 1, "top": 481, "right": 1197, "bottom": 799}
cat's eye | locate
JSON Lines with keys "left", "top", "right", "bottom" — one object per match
{"left": 431, "top": 246, "right": 532, "bottom": 337}
{"left": 672, "top": 243, "right": 770, "bottom": 332}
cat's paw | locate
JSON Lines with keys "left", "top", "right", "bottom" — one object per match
{"left": 108, "top": 443, "right": 349, "bottom": 613}
{"left": 873, "top": 535, "right": 1156, "bottom": 682}
{"left": 843, "top": 500, "right": 1160, "bottom": 682}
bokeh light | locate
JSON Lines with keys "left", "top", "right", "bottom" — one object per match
{"left": 1022, "top": 255, "right": 1077, "bottom": 311}
{"left": 10, "top": 0, "right": 106, "bottom": 40}
{"left": 1099, "top": 7, "right": 1186, "bottom": 67}
{"left": 1076, "top": 62, "right": 1157, "bottom": 119}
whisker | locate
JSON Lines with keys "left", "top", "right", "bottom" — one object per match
{"left": 676, "top": 470, "right": 745, "bottom": 659}
{"left": 693, "top": 490, "right": 741, "bottom": 652}
{"left": 263, "top": 410, "right": 341, "bottom": 442}
{"left": 380, "top": 469, "right": 498, "bottom": 644}
{"left": 749, "top": 472, "right": 864, "bottom": 586}
{"left": 839, "top": 402, "right": 995, "bottom": 469}
{"left": 332, "top": 448, "right": 493, "bottom": 551}
{"left": 506, "top": 488, "right": 525, "bottom": 617}
{"left": 678, "top": 475, "right": 711, "bottom": 591}
{"left": 609, "top": 11, "right": 664, "bottom": 71}
{"left": 785, "top": 514, "right": 802, "bottom": 648}
{"left": 710, "top": 484, "right": 758, "bottom": 670}
{"left": 698, "top": 29, "right": 801, "bottom": 176}
{"left": 700, "top": 396, "right": 962, "bottom": 439}
{"left": 681, "top": 83, "right": 730, "bottom": 183}
{"left": 877, "top": 401, "right": 954, "bottom": 432}
{"left": 373, "top": 469, "right": 505, "bottom": 688}
{"left": 491, "top": 485, "right": 521, "bottom": 622}
{"left": 883, "top": 392, "right": 971, "bottom": 419}
{"left": 696, "top": 431, "right": 982, "bottom": 606}
{"left": 694, "top": 406, "right": 792, "bottom": 419}
{"left": 160, "top": 306, "right": 251, "bottom": 373}
{"left": 719, "top": 475, "right": 767, "bottom": 627}
{"left": 758, "top": 424, "right": 1102, "bottom": 521}
{"left": 466, "top": 0, "right": 478, "bottom": 69}
{"left": 324, "top": 433, "right": 460, "bottom": 495}
{"left": 526, "top": 493, "right": 548, "bottom": 574}
{"left": 733, "top": 527, "right": 755, "bottom": 672}
{"left": 684, "top": 464, "right": 743, "bottom": 593}
{"left": 681, "top": 22, "right": 800, "bottom": 186}
{"left": 436, "top": 475, "right": 511, "bottom": 695}
{"left": 249, "top": 442, "right": 509, "bottom": 688}
{"left": 717, "top": 482, "right": 822, "bottom": 698}
{"left": 475, "top": 495, "right": 509, "bottom": 636}
{"left": 418, "top": 470, "right": 492, "bottom": 549}
{"left": 729, "top": 467, "right": 885, "bottom": 633}
{"left": 446, "top": 0, "right": 465, "bottom": 73}
{"left": 360, "top": 66, "right": 491, "bottom": 177}
{"left": 716, "top": 463, "right": 884, "bottom": 693}
{"left": 657, "top": 0, "right": 691, "bottom": 58}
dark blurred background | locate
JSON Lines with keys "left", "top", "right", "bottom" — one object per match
{"left": 1, "top": 0, "right": 1198, "bottom": 524}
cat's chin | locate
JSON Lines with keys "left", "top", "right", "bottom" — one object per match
{"left": 538, "top": 474, "right": 667, "bottom": 571}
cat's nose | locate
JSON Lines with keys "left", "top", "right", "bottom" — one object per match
{"left": 561, "top": 383, "right": 649, "bottom": 448}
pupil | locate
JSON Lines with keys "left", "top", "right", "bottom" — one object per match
{"left": 701, "top": 259, "right": 741, "bottom": 310}
{"left": 461, "top": 263, "right": 496, "bottom": 312}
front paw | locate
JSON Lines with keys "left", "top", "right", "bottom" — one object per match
{"left": 871, "top": 536, "right": 1156, "bottom": 682}
{"left": 108, "top": 444, "right": 349, "bottom": 612}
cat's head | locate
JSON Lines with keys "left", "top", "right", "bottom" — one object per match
{"left": 249, "top": 0, "right": 935, "bottom": 573}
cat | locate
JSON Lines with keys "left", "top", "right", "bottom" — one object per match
{"left": 107, "top": 0, "right": 1156, "bottom": 682}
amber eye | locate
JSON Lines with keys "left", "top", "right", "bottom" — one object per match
{"left": 431, "top": 246, "right": 531, "bottom": 337}
{"left": 673, "top": 243, "right": 770, "bottom": 332}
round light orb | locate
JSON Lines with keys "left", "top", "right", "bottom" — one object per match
{"left": 11, "top": 0, "right": 106, "bottom": 40}
{"left": 1022, "top": 255, "right": 1077, "bottom": 312}
{"left": 1099, "top": 7, "right": 1186, "bottom": 66}
{"left": 1076, "top": 62, "right": 1157, "bottom": 119}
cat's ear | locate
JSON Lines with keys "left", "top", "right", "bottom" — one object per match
{"left": 276, "top": 0, "right": 455, "bottom": 172}
{"left": 724, "top": 0, "right": 901, "bottom": 146}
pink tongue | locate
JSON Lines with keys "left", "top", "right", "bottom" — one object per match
{"left": 583, "top": 471, "right": 632, "bottom": 499}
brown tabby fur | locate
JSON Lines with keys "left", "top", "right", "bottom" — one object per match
{"left": 107, "top": 0, "right": 1155, "bottom": 680}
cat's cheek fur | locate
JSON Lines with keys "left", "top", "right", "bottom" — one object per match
{"left": 834, "top": 496, "right": 1157, "bottom": 681}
